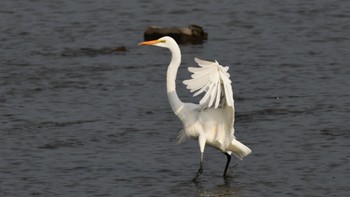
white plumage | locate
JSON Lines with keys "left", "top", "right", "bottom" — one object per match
{"left": 139, "top": 36, "right": 251, "bottom": 180}
{"left": 184, "top": 58, "right": 234, "bottom": 109}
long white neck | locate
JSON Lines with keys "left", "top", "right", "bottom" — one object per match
{"left": 166, "top": 43, "right": 184, "bottom": 115}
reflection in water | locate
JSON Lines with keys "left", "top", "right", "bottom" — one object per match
{"left": 193, "top": 176, "right": 242, "bottom": 197}
{"left": 171, "top": 176, "right": 242, "bottom": 197}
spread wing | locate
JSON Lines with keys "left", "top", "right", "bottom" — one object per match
{"left": 183, "top": 58, "right": 234, "bottom": 109}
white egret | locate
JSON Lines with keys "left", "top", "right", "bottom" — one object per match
{"left": 139, "top": 36, "right": 251, "bottom": 179}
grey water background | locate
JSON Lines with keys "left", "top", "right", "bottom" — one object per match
{"left": 1, "top": 0, "right": 349, "bottom": 196}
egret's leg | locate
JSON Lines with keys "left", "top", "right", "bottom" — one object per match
{"left": 223, "top": 152, "right": 231, "bottom": 177}
{"left": 193, "top": 152, "right": 203, "bottom": 180}
{"left": 193, "top": 136, "right": 206, "bottom": 180}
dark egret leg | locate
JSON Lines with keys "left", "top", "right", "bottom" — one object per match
{"left": 223, "top": 152, "right": 231, "bottom": 177}
{"left": 196, "top": 153, "right": 204, "bottom": 176}
{"left": 192, "top": 152, "right": 203, "bottom": 181}
{"left": 193, "top": 136, "right": 206, "bottom": 181}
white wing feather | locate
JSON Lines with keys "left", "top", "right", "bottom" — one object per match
{"left": 183, "top": 58, "right": 234, "bottom": 109}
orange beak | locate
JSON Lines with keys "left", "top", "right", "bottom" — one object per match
{"left": 138, "top": 40, "right": 161, "bottom": 46}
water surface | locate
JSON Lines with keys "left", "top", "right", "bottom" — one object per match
{"left": 1, "top": 0, "right": 349, "bottom": 196}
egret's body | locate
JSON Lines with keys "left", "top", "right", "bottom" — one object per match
{"left": 139, "top": 36, "right": 251, "bottom": 179}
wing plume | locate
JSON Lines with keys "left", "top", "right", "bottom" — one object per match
{"left": 183, "top": 58, "right": 234, "bottom": 109}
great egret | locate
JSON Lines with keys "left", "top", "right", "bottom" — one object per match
{"left": 139, "top": 36, "right": 251, "bottom": 179}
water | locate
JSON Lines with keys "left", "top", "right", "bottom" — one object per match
{"left": 1, "top": 0, "right": 349, "bottom": 196}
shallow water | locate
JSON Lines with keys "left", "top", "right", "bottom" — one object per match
{"left": 1, "top": 0, "right": 349, "bottom": 196}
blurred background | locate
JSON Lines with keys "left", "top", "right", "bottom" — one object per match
{"left": 1, "top": 0, "right": 349, "bottom": 196}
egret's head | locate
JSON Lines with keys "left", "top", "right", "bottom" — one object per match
{"left": 138, "top": 36, "right": 175, "bottom": 48}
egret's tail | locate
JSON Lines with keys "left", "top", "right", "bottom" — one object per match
{"left": 227, "top": 138, "right": 252, "bottom": 160}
